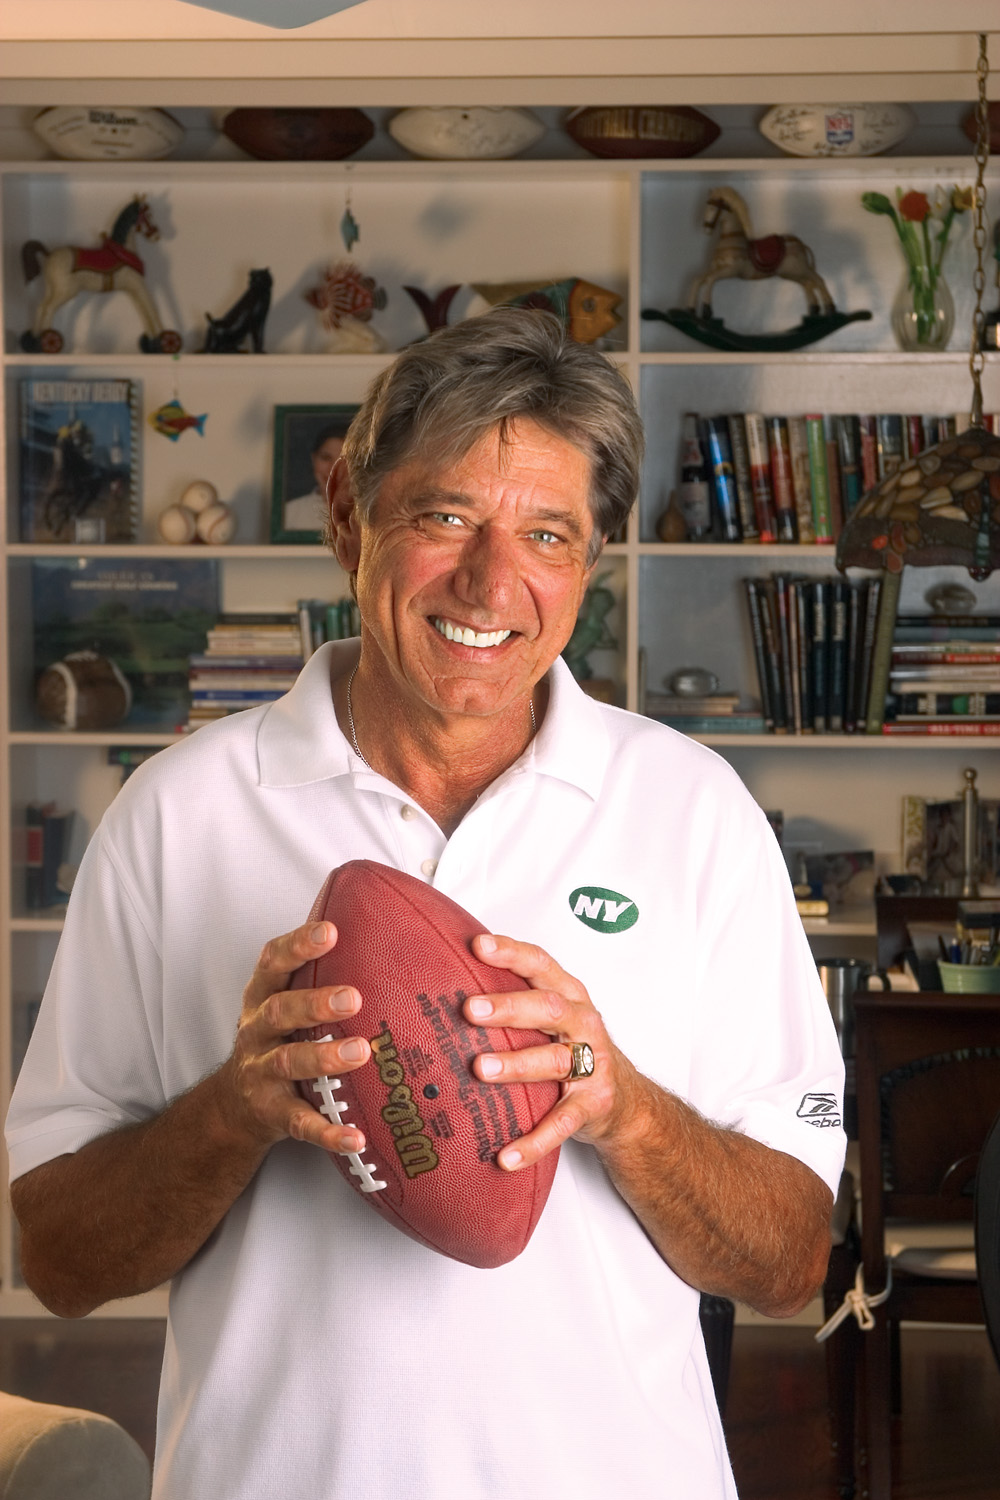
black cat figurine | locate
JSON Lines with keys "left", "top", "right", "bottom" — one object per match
{"left": 202, "top": 268, "right": 273, "bottom": 353}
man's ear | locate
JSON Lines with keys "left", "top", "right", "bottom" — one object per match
{"left": 327, "top": 458, "right": 362, "bottom": 573}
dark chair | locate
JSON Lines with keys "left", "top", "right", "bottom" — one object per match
{"left": 853, "top": 988, "right": 1000, "bottom": 1499}
{"left": 975, "top": 1105, "right": 1000, "bottom": 1373}
{"left": 874, "top": 894, "right": 963, "bottom": 984}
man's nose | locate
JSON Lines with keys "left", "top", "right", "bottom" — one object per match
{"left": 454, "top": 528, "right": 518, "bottom": 608}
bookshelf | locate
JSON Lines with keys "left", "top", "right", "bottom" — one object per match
{"left": 2, "top": 101, "right": 1000, "bottom": 1311}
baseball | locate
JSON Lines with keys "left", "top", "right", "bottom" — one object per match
{"left": 180, "top": 480, "right": 219, "bottom": 515}
{"left": 157, "top": 503, "right": 197, "bottom": 544}
{"left": 196, "top": 501, "right": 236, "bottom": 544}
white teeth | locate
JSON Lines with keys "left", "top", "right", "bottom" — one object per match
{"left": 434, "top": 618, "right": 511, "bottom": 649}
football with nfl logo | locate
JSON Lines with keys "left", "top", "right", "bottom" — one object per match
{"left": 292, "top": 860, "right": 560, "bottom": 1268}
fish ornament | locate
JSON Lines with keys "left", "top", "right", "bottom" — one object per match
{"left": 149, "top": 398, "right": 207, "bottom": 441}
{"left": 470, "top": 278, "right": 622, "bottom": 344}
{"left": 304, "top": 259, "right": 388, "bottom": 352}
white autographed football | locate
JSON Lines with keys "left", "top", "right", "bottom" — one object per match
{"left": 33, "top": 106, "right": 184, "bottom": 161}
{"left": 388, "top": 107, "right": 544, "bottom": 160}
{"left": 758, "top": 103, "right": 916, "bottom": 158}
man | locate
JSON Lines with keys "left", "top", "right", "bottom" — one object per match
{"left": 7, "top": 308, "right": 844, "bottom": 1500}
{"left": 283, "top": 418, "right": 346, "bottom": 532}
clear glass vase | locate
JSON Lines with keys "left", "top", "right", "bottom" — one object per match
{"left": 891, "top": 264, "right": 955, "bottom": 352}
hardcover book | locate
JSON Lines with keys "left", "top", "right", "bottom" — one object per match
{"left": 32, "top": 557, "right": 218, "bottom": 730}
{"left": 19, "top": 377, "right": 140, "bottom": 543}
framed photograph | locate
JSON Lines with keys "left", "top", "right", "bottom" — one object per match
{"left": 270, "top": 403, "right": 358, "bottom": 543}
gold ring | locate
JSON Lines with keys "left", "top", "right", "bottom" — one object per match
{"left": 566, "top": 1042, "right": 595, "bottom": 1080}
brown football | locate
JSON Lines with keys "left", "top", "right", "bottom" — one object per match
{"left": 222, "top": 108, "right": 374, "bottom": 161}
{"left": 292, "top": 860, "right": 560, "bottom": 1268}
{"left": 35, "top": 651, "right": 132, "bottom": 731}
{"left": 566, "top": 105, "right": 720, "bottom": 159}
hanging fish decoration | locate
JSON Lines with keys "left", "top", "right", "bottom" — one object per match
{"left": 470, "top": 278, "right": 622, "bottom": 344}
{"left": 340, "top": 203, "right": 360, "bottom": 252}
{"left": 149, "top": 398, "right": 207, "bottom": 441}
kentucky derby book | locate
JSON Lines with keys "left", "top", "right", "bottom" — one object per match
{"left": 19, "top": 377, "right": 140, "bottom": 543}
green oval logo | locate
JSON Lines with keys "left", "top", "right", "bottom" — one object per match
{"left": 569, "top": 886, "right": 638, "bottom": 933}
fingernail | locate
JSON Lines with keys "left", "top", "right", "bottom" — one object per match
{"left": 311, "top": 923, "right": 329, "bottom": 943}
{"left": 479, "top": 1055, "right": 502, "bottom": 1078}
{"left": 339, "top": 1131, "right": 364, "bottom": 1154}
{"left": 478, "top": 933, "right": 497, "bottom": 954}
{"left": 341, "top": 1039, "right": 367, "bottom": 1061}
{"left": 468, "top": 997, "right": 493, "bottom": 1019}
{"left": 499, "top": 1147, "right": 522, "bottom": 1171}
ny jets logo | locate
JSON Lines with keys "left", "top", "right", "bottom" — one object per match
{"left": 797, "top": 1093, "right": 842, "bottom": 1128}
{"left": 569, "top": 886, "right": 638, "bottom": 933}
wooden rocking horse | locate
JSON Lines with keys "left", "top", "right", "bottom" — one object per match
{"left": 642, "top": 183, "right": 870, "bottom": 352}
{"left": 20, "top": 196, "right": 182, "bottom": 354}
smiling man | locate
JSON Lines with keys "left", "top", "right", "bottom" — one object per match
{"left": 7, "top": 309, "right": 845, "bottom": 1500}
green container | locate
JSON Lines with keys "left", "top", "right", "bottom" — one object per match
{"left": 938, "top": 962, "right": 1000, "bottom": 994}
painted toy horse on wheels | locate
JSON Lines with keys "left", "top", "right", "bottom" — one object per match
{"left": 20, "top": 196, "right": 182, "bottom": 354}
{"left": 642, "top": 184, "right": 870, "bottom": 352}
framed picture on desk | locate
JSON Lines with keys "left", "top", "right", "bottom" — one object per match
{"left": 270, "top": 403, "right": 358, "bottom": 544}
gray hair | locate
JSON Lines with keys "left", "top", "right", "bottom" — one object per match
{"left": 339, "top": 306, "right": 643, "bottom": 565}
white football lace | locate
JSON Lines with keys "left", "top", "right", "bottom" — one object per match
{"left": 311, "top": 1036, "right": 387, "bottom": 1194}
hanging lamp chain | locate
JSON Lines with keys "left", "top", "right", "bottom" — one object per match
{"left": 969, "top": 31, "right": 991, "bottom": 427}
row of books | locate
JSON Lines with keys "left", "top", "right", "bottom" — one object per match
{"left": 643, "top": 690, "right": 765, "bottom": 735}
{"left": 185, "top": 602, "right": 360, "bottom": 729}
{"left": 884, "top": 612, "right": 1000, "bottom": 734}
{"left": 743, "top": 573, "right": 883, "bottom": 734}
{"left": 679, "top": 411, "right": 1000, "bottom": 548}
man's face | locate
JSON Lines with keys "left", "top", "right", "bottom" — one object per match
{"left": 337, "top": 418, "right": 600, "bottom": 722}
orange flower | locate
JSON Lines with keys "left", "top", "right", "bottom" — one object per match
{"left": 898, "top": 190, "right": 931, "bottom": 222}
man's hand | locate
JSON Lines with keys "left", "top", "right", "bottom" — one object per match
{"left": 463, "top": 931, "right": 641, "bottom": 1171}
{"left": 221, "top": 919, "right": 372, "bottom": 1155}
{"left": 11, "top": 919, "right": 374, "bottom": 1317}
{"left": 463, "top": 931, "right": 833, "bottom": 1317}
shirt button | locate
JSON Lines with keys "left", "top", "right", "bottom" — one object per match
{"left": 421, "top": 859, "right": 438, "bottom": 878}
{"left": 400, "top": 805, "right": 417, "bottom": 821}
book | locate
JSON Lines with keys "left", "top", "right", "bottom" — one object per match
{"left": 655, "top": 715, "right": 767, "bottom": 734}
{"left": 835, "top": 416, "right": 863, "bottom": 516}
{"left": 805, "top": 415, "right": 833, "bottom": 542}
{"left": 786, "top": 417, "right": 816, "bottom": 544}
{"left": 774, "top": 574, "right": 798, "bottom": 732}
{"left": 24, "top": 802, "right": 74, "bottom": 909}
{"left": 766, "top": 416, "right": 798, "bottom": 543}
{"left": 854, "top": 576, "right": 882, "bottom": 734}
{"left": 889, "top": 691, "right": 1000, "bottom": 717}
{"left": 843, "top": 579, "right": 865, "bottom": 733}
{"left": 865, "top": 569, "right": 902, "bottom": 734}
{"left": 19, "top": 377, "right": 140, "bottom": 544}
{"left": 703, "top": 417, "right": 742, "bottom": 541}
{"left": 881, "top": 720, "right": 1000, "bottom": 735}
{"left": 793, "top": 578, "right": 813, "bottom": 735}
{"left": 857, "top": 415, "right": 879, "bottom": 493}
{"left": 725, "top": 416, "right": 760, "bottom": 541}
{"left": 743, "top": 413, "right": 778, "bottom": 542}
{"left": 644, "top": 693, "right": 741, "bottom": 716}
{"left": 760, "top": 578, "right": 789, "bottom": 730}
{"left": 823, "top": 415, "right": 844, "bottom": 539}
{"left": 32, "top": 557, "right": 218, "bottom": 730}
{"left": 808, "top": 579, "right": 829, "bottom": 732}
{"left": 743, "top": 579, "right": 776, "bottom": 731}
{"left": 876, "top": 413, "right": 904, "bottom": 478}
{"left": 828, "top": 578, "right": 849, "bottom": 732}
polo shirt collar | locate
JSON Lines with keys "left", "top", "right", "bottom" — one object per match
{"left": 257, "top": 639, "right": 610, "bottom": 802}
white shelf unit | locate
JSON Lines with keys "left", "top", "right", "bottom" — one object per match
{"left": 3, "top": 141, "right": 1000, "bottom": 1312}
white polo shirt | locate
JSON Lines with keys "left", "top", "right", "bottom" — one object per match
{"left": 7, "top": 640, "right": 845, "bottom": 1500}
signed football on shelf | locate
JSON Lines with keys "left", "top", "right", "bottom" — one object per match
{"left": 293, "top": 860, "right": 560, "bottom": 1268}
{"left": 388, "top": 106, "right": 544, "bottom": 160}
{"left": 35, "top": 651, "right": 132, "bottom": 731}
{"left": 222, "top": 107, "right": 374, "bottom": 160}
{"left": 758, "top": 103, "right": 916, "bottom": 157}
{"left": 566, "top": 105, "right": 719, "bottom": 159}
{"left": 32, "top": 106, "right": 184, "bottom": 161}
